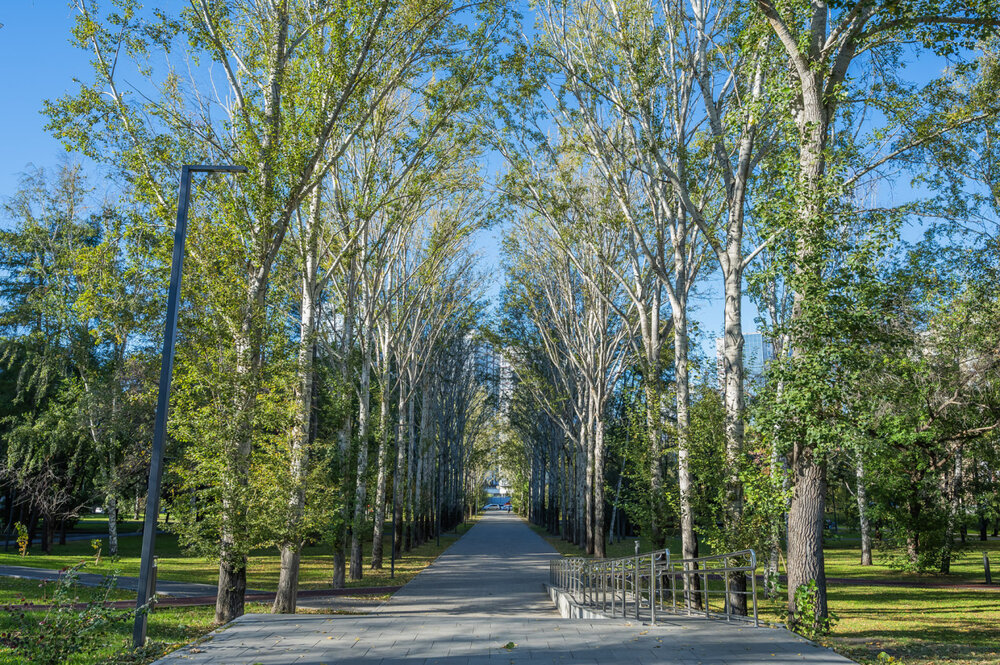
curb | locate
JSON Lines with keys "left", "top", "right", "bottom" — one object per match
{"left": 543, "top": 583, "right": 609, "bottom": 620}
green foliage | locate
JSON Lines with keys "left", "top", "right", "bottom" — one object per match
{"left": 604, "top": 390, "right": 675, "bottom": 541}
{"left": 0, "top": 563, "right": 139, "bottom": 665}
{"left": 689, "top": 384, "right": 789, "bottom": 555}
{"left": 789, "top": 580, "right": 836, "bottom": 639}
{"left": 14, "top": 523, "right": 28, "bottom": 557}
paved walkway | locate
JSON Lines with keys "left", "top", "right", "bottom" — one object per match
{"left": 153, "top": 513, "right": 854, "bottom": 664}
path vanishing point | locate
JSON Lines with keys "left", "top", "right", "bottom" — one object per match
{"left": 153, "top": 512, "right": 855, "bottom": 664}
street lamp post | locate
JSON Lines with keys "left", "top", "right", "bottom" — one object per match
{"left": 133, "top": 164, "right": 246, "bottom": 648}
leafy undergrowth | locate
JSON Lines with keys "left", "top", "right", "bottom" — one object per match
{"left": 0, "top": 602, "right": 266, "bottom": 665}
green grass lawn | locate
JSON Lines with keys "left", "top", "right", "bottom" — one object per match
{"left": 0, "top": 602, "right": 261, "bottom": 665}
{"left": 758, "top": 586, "right": 1000, "bottom": 665}
{"left": 0, "top": 576, "right": 133, "bottom": 604}
{"left": 69, "top": 514, "right": 146, "bottom": 534}
{"left": 529, "top": 521, "right": 1000, "bottom": 665}
{"left": 1, "top": 516, "right": 479, "bottom": 592}
{"left": 822, "top": 533, "right": 1000, "bottom": 585}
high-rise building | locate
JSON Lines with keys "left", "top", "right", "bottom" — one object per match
{"left": 716, "top": 332, "right": 776, "bottom": 390}
{"left": 467, "top": 337, "right": 513, "bottom": 415}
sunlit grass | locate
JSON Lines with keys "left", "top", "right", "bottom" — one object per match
{"left": 758, "top": 585, "right": 1000, "bottom": 665}
{"left": 822, "top": 533, "right": 1000, "bottom": 585}
{"left": 0, "top": 516, "right": 479, "bottom": 592}
{"left": 0, "top": 576, "right": 133, "bottom": 604}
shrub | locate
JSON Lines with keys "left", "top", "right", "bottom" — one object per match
{"left": 0, "top": 563, "right": 139, "bottom": 665}
{"left": 14, "top": 522, "right": 29, "bottom": 557}
{"left": 788, "top": 579, "right": 836, "bottom": 639}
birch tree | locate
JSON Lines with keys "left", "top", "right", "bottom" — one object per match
{"left": 503, "top": 208, "right": 633, "bottom": 555}
{"left": 520, "top": 0, "right": 713, "bottom": 568}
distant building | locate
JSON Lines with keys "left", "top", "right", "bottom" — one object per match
{"left": 468, "top": 337, "right": 513, "bottom": 415}
{"left": 716, "top": 332, "right": 776, "bottom": 391}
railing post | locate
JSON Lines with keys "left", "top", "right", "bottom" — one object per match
{"left": 703, "top": 569, "right": 709, "bottom": 618}
{"left": 663, "top": 550, "right": 670, "bottom": 612}
{"left": 650, "top": 553, "right": 656, "bottom": 625}
{"left": 724, "top": 554, "right": 731, "bottom": 621}
{"left": 683, "top": 560, "right": 690, "bottom": 613}
{"left": 610, "top": 559, "right": 616, "bottom": 616}
{"left": 634, "top": 540, "right": 640, "bottom": 619}
{"left": 603, "top": 562, "right": 608, "bottom": 612}
{"left": 671, "top": 568, "right": 677, "bottom": 613}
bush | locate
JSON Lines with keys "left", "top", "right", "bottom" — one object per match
{"left": 0, "top": 563, "right": 140, "bottom": 665}
{"left": 788, "top": 579, "right": 836, "bottom": 639}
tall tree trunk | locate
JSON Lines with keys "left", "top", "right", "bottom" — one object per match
{"left": 349, "top": 332, "right": 373, "bottom": 580}
{"left": 645, "top": 385, "right": 665, "bottom": 547}
{"left": 907, "top": 493, "right": 921, "bottom": 564}
{"left": 216, "top": 0, "right": 291, "bottom": 622}
{"left": 783, "top": 73, "right": 831, "bottom": 626}
{"left": 576, "top": 445, "right": 586, "bottom": 548}
{"left": 584, "top": 415, "right": 594, "bottom": 555}
{"left": 548, "top": 440, "right": 559, "bottom": 534}
{"left": 674, "top": 303, "right": 699, "bottom": 606}
{"left": 106, "top": 495, "right": 119, "bottom": 557}
{"left": 27, "top": 510, "right": 39, "bottom": 549}
{"left": 405, "top": 391, "right": 416, "bottom": 551}
{"left": 559, "top": 449, "right": 568, "bottom": 539}
{"left": 370, "top": 365, "right": 392, "bottom": 568}
{"left": 940, "top": 446, "right": 961, "bottom": 574}
{"left": 392, "top": 374, "right": 409, "bottom": 561}
{"left": 786, "top": 444, "right": 827, "bottom": 625}
{"left": 42, "top": 516, "right": 54, "bottom": 555}
{"left": 417, "top": 379, "right": 432, "bottom": 545}
{"left": 332, "top": 279, "right": 355, "bottom": 589}
{"left": 856, "top": 453, "right": 872, "bottom": 566}
{"left": 722, "top": 257, "right": 747, "bottom": 614}
{"left": 593, "top": 414, "right": 606, "bottom": 558}
{"left": 273, "top": 190, "right": 321, "bottom": 613}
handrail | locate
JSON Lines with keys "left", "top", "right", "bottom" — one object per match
{"left": 549, "top": 547, "right": 759, "bottom": 627}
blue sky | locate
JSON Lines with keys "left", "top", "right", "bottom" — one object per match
{"left": 0, "top": 4, "right": 90, "bottom": 198}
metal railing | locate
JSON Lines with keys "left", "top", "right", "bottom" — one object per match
{"left": 549, "top": 546, "right": 759, "bottom": 626}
